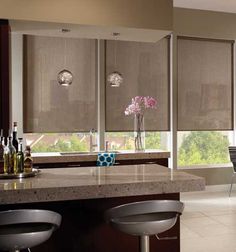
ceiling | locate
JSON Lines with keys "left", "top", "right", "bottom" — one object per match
{"left": 11, "top": 1, "right": 236, "bottom": 42}
{"left": 174, "top": 0, "right": 236, "bottom": 14}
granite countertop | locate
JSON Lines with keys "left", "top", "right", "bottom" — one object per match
{"left": 32, "top": 150, "right": 170, "bottom": 164}
{"left": 0, "top": 164, "right": 205, "bottom": 205}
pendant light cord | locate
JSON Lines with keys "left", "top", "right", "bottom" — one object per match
{"left": 114, "top": 39, "right": 117, "bottom": 69}
{"left": 64, "top": 37, "right": 66, "bottom": 68}
{"left": 113, "top": 32, "right": 120, "bottom": 70}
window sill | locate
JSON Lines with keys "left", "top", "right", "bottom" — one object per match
{"left": 178, "top": 163, "right": 232, "bottom": 170}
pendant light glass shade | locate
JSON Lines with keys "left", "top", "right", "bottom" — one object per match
{"left": 57, "top": 69, "right": 73, "bottom": 86}
{"left": 107, "top": 71, "right": 123, "bottom": 87}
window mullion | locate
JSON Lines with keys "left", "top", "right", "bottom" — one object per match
{"left": 97, "top": 39, "right": 105, "bottom": 151}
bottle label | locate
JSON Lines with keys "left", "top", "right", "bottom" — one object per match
{"left": 24, "top": 157, "right": 33, "bottom": 173}
{"left": 4, "top": 153, "right": 16, "bottom": 174}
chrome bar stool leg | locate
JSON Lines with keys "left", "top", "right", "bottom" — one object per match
{"left": 140, "top": 235, "right": 150, "bottom": 252}
{"left": 229, "top": 174, "right": 235, "bottom": 197}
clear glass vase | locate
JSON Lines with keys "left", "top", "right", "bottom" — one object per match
{"left": 134, "top": 114, "right": 145, "bottom": 151}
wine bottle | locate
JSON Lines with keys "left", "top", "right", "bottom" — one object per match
{"left": 4, "top": 136, "right": 16, "bottom": 174}
{"left": 16, "top": 138, "right": 24, "bottom": 173}
{"left": 12, "top": 122, "right": 18, "bottom": 152}
{"left": 0, "top": 129, "right": 4, "bottom": 174}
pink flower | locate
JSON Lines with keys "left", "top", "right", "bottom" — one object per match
{"left": 124, "top": 103, "right": 141, "bottom": 115}
{"left": 124, "top": 96, "right": 157, "bottom": 116}
{"left": 144, "top": 96, "right": 157, "bottom": 109}
{"left": 133, "top": 96, "right": 143, "bottom": 104}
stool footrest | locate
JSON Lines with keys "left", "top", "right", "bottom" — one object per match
{"left": 155, "top": 234, "right": 178, "bottom": 240}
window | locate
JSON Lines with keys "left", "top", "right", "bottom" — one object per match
{"left": 178, "top": 131, "right": 233, "bottom": 167}
{"left": 104, "top": 37, "right": 170, "bottom": 153}
{"left": 21, "top": 35, "right": 171, "bottom": 153}
{"left": 177, "top": 37, "right": 234, "bottom": 168}
{"left": 177, "top": 37, "right": 234, "bottom": 131}
{"left": 105, "top": 37, "right": 170, "bottom": 132}
{"left": 23, "top": 35, "right": 97, "bottom": 133}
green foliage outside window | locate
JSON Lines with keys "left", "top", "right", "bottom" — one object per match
{"left": 32, "top": 135, "right": 88, "bottom": 153}
{"left": 30, "top": 132, "right": 164, "bottom": 153}
{"left": 145, "top": 132, "right": 161, "bottom": 149}
{"left": 178, "top": 131, "right": 230, "bottom": 166}
{"left": 107, "top": 132, "right": 162, "bottom": 151}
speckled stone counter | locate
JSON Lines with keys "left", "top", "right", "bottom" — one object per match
{"left": 32, "top": 150, "right": 170, "bottom": 164}
{"left": 0, "top": 164, "right": 205, "bottom": 205}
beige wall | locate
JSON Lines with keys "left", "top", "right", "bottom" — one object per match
{"left": 183, "top": 167, "right": 232, "bottom": 186}
{"left": 174, "top": 7, "right": 236, "bottom": 39}
{"left": 0, "top": 0, "right": 173, "bottom": 31}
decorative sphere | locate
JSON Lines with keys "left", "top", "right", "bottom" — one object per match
{"left": 107, "top": 71, "right": 123, "bottom": 87}
{"left": 57, "top": 69, "right": 73, "bottom": 86}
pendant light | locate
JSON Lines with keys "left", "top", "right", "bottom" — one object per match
{"left": 107, "top": 32, "right": 123, "bottom": 87}
{"left": 57, "top": 29, "right": 73, "bottom": 86}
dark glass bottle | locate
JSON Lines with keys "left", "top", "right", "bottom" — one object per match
{"left": 16, "top": 138, "right": 24, "bottom": 173}
{"left": 24, "top": 145, "right": 33, "bottom": 173}
{"left": 12, "top": 122, "right": 18, "bottom": 152}
{"left": 0, "top": 129, "right": 4, "bottom": 174}
{"left": 4, "top": 136, "right": 16, "bottom": 174}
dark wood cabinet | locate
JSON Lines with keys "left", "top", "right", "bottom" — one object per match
{"left": 35, "top": 157, "right": 168, "bottom": 169}
{"left": 0, "top": 20, "right": 10, "bottom": 138}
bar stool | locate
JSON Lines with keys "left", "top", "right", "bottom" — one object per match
{"left": 228, "top": 146, "right": 236, "bottom": 196}
{"left": 105, "top": 200, "right": 184, "bottom": 252}
{"left": 0, "top": 209, "right": 61, "bottom": 252}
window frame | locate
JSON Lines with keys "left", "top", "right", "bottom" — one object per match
{"left": 176, "top": 36, "right": 236, "bottom": 169}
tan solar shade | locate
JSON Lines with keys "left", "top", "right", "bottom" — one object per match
{"left": 105, "top": 37, "right": 170, "bottom": 131}
{"left": 23, "top": 35, "right": 96, "bottom": 133}
{"left": 177, "top": 37, "right": 233, "bottom": 131}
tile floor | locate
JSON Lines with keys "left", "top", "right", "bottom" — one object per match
{"left": 181, "top": 189, "right": 236, "bottom": 252}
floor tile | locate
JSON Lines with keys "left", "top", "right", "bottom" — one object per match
{"left": 181, "top": 190, "right": 236, "bottom": 252}
{"left": 210, "top": 213, "right": 236, "bottom": 226}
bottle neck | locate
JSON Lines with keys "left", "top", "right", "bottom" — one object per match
{"left": 1, "top": 137, "right": 5, "bottom": 146}
{"left": 13, "top": 127, "right": 17, "bottom": 137}
{"left": 19, "top": 142, "right": 23, "bottom": 152}
{"left": 7, "top": 137, "right": 13, "bottom": 146}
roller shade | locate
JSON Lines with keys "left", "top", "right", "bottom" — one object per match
{"left": 23, "top": 35, "right": 96, "bottom": 133}
{"left": 177, "top": 37, "right": 234, "bottom": 131}
{"left": 105, "top": 37, "right": 170, "bottom": 132}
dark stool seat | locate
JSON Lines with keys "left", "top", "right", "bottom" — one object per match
{"left": 0, "top": 209, "right": 61, "bottom": 252}
{"left": 105, "top": 200, "right": 184, "bottom": 252}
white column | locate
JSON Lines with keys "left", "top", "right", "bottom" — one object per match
{"left": 11, "top": 33, "right": 23, "bottom": 138}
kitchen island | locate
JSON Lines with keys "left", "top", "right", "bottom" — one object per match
{"left": 0, "top": 164, "right": 205, "bottom": 252}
